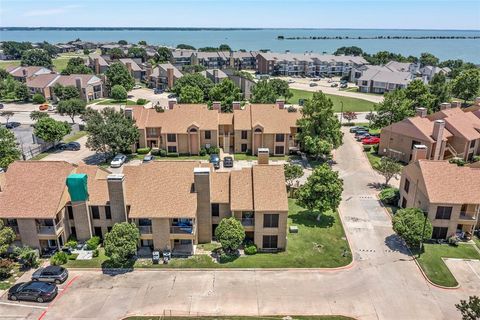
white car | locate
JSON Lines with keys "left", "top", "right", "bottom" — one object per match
{"left": 133, "top": 85, "right": 142, "bottom": 89}
{"left": 110, "top": 154, "right": 127, "bottom": 168}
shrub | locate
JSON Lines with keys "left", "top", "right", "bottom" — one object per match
{"left": 215, "top": 217, "right": 245, "bottom": 253}
{"left": 448, "top": 235, "right": 460, "bottom": 246}
{"left": 154, "top": 105, "right": 164, "bottom": 113}
{"left": 287, "top": 105, "right": 297, "bottom": 113}
{"left": 137, "top": 147, "right": 150, "bottom": 155}
{"left": 342, "top": 122, "right": 355, "bottom": 127}
{"left": 50, "top": 251, "right": 68, "bottom": 266}
{"left": 472, "top": 155, "right": 480, "bottom": 162}
{"left": 219, "top": 252, "right": 238, "bottom": 263}
{"left": 86, "top": 236, "right": 101, "bottom": 250}
{"left": 14, "top": 246, "right": 38, "bottom": 268}
{"left": 167, "top": 152, "right": 179, "bottom": 157}
{"left": 363, "top": 145, "right": 372, "bottom": 152}
{"left": 92, "top": 249, "right": 99, "bottom": 258}
{"left": 0, "top": 259, "right": 13, "bottom": 280}
{"left": 136, "top": 98, "right": 147, "bottom": 105}
{"left": 207, "top": 146, "right": 220, "bottom": 155}
{"left": 110, "top": 84, "right": 128, "bottom": 101}
{"left": 379, "top": 187, "right": 400, "bottom": 206}
{"left": 67, "top": 253, "right": 79, "bottom": 260}
{"left": 449, "top": 158, "right": 465, "bottom": 166}
{"left": 65, "top": 239, "right": 78, "bottom": 249}
{"left": 32, "top": 93, "right": 46, "bottom": 104}
{"left": 244, "top": 244, "right": 257, "bottom": 255}
{"left": 199, "top": 148, "right": 207, "bottom": 156}
{"left": 159, "top": 149, "right": 167, "bottom": 157}
{"left": 372, "top": 144, "right": 379, "bottom": 153}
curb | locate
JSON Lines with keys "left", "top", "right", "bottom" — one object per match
{"left": 412, "top": 257, "right": 460, "bottom": 290}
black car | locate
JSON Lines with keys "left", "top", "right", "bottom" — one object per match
{"left": 223, "top": 156, "right": 234, "bottom": 168}
{"left": 349, "top": 126, "right": 368, "bottom": 133}
{"left": 5, "top": 122, "right": 20, "bottom": 129}
{"left": 354, "top": 130, "right": 369, "bottom": 139}
{"left": 32, "top": 266, "right": 69, "bottom": 284}
{"left": 209, "top": 154, "right": 220, "bottom": 169}
{"left": 167, "top": 93, "right": 177, "bottom": 99}
{"left": 58, "top": 142, "right": 81, "bottom": 151}
{"left": 8, "top": 281, "right": 58, "bottom": 303}
{"left": 0, "top": 103, "right": 4, "bottom": 109}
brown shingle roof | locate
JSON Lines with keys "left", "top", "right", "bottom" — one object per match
{"left": 251, "top": 104, "right": 301, "bottom": 133}
{"left": 74, "top": 164, "right": 110, "bottom": 205}
{"left": 0, "top": 161, "right": 74, "bottom": 219}
{"left": 382, "top": 116, "right": 452, "bottom": 143}
{"left": 252, "top": 165, "right": 289, "bottom": 212}
{"left": 429, "top": 108, "right": 480, "bottom": 141}
{"left": 211, "top": 171, "right": 230, "bottom": 203}
{"left": 8, "top": 66, "right": 51, "bottom": 78}
{"left": 233, "top": 104, "right": 252, "bottom": 130}
{"left": 411, "top": 160, "right": 480, "bottom": 204}
{"left": 230, "top": 168, "right": 253, "bottom": 211}
{"left": 55, "top": 74, "right": 102, "bottom": 87}
{"left": 218, "top": 112, "right": 233, "bottom": 125}
{"left": 26, "top": 73, "right": 60, "bottom": 89}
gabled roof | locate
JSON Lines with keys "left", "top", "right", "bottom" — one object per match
{"left": 382, "top": 116, "right": 452, "bottom": 143}
{"left": 26, "top": 73, "right": 60, "bottom": 88}
{"left": 428, "top": 108, "right": 480, "bottom": 141}
{"left": 233, "top": 104, "right": 300, "bottom": 133}
{"left": 119, "top": 58, "right": 143, "bottom": 72}
{"left": 252, "top": 165, "right": 288, "bottom": 212}
{"left": 89, "top": 53, "right": 109, "bottom": 66}
{"left": 7, "top": 66, "right": 52, "bottom": 78}
{"left": 230, "top": 168, "right": 253, "bottom": 211}
{"left": 211, "top": 171, "right": 230, "bottom": 203}
{"left": 74, "top": 164, "right": 110, "bottom": 205}
{"left": 55, "top": 74, "right": 102, "bottom": 87}
{"left": 151, "top": 63, "right": 183, "bottom": 79}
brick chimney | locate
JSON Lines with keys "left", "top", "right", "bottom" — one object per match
{"left": 276, "top": 99, "right": 285, "bottom": 109}
{"left": 432, "top": 120, "right": 445, "bottom": 160}
{"left": 22, "top": 69, "right": 27, "bottom": 77}
{"left": 94, "top": 58, "right": 100, "bottom": 74}
{"left": 212, "top": 101, "right": 221, "bottom": 111}
{"left": 213, "top": 69, "right": 219, "bottom": 83}
{"left": 439, "top": 102, "right": 451, "bottom": 110}
{"left": 411, "top": 144, "right": 428, "bottom": 162}
{"left": 146, "top": 64, "right": 152, "bottom": 78}
{"left": 194, "top": 167, "right": 211, "bottom": 243}
{"left": 168, "top": 98, "right": 177, "bottom": 110}
{"left": 75, "top": 78, "right": 84, "bottom": 99}
{"left": 107, "top": 174, "right": 128, "bottom": 223}
{"left": 257, "top": 147, "right": 270, "bottom": 165}
{"left": 232, "top": 101, "right": 241, "bottom": 110}
{"left": 125, "top": 62, "right": 132, "bottom": 74}
{"left": 167, "top": 68, "right": 174, "bottom": 89}
{"left": 415, "top": 107, "right": 427, "bottom": 118}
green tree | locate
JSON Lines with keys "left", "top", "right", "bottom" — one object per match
{"left": 32, "top": 93, "right": 46, "bottom": 104}
{"left": 284, "top": 161, "right": 304, "bottom": 190}
{"left": 456, "top": 296, "right": 480, "bottom": 320}
{"left": 110, "top": 84, "right": 128, "bottom": 101}
{"left": 179, "top": 85, "right": 204, "bottom": 103}
{"left": 209, "top": 79, "right": 243, "bottom": 112}
{"left": 451, "top": 69, "right": 480, "bottom": 103}
{"left": 104, "top": 222, "right": 140, "bottom": 265}
{"left": 61, "top": 57, "right": 92, "bottom": 75}
{"left": 38, "top": 41, "right": 59, "bottom": 57}
{"left": 2, "top": 41, "right": 33, "bottom": 59}
{"left": 128, "top": 47, "right": 146, "bottom": 60}
{"left": 21, "top": 49, "right": 53, "bottom": 69}
{"left": 176, "top": 44, "right": 195, "bottom": 50}
{"left": 138, "top": 40, "right": 147, "bottom": 46}
{"left": 29, "top": 110, "right": 49, "bottom": 122}
{"left": 429, "top": 73, "right": 451, "bottom": 111}
{"left": 334, "top": 46, "right": 363, "bottom": 56}
{"left": 297, "top": 92, "right": 343, "bottom": 158}
{"left": 0, "top": 220, "right": 15, "bottom": 255}
{"left": 14, "top": 81, "right": 29, "bottom": 101}
{"left": 34, "top": 117, "right": 71, "bottom": 145}
{"left": 182, "top": 64, "right": 206, "bottom": 74}
{"left": 214, "top": 217, "right": 245, "bottom": 254}
{"left": 296, "top": 164, "right": 343, "bottom": 219}
{"left": 172, "top": 73, "right": 214, "bottom": 101}
{"left": 57, "top": 98, "right": 87, "bottom": 123}
{"left": 0, "top": 127, "right": 21, "bottom": 169}
{"left": 374, "top": 156, "right": 403, "bottom": 185}
{"left": 83, "top": 107, "right": 139, "bottom": 155}
{"left": 392, "top": 208, "right": 432, "bottom": 249}
{"left": 419, "top": 52, "right": 439, "bottom": 66}
{"left": 0, "top": 111, "right": 14, "bottom": 124}
{"left": 0, "top": 69, "right": 9, "bottom": 80}
{"left": 52, "top": 83, "right": 80, "bottom": 101}
{"left": 250, "top": 80, "right": 278, "bottom": 103}
{"left": 109, "top": 47, "right": 125, "bottom": 60}
{"left": 269, "top": 78, "right": 293, "bottom": 100}
{"left": 404, "top": 79, "right": 436, "bottom": 112}
{"left": 118, "top": 40, "right": 128, "bottom": 45}
{"left": 218, "top": 44, "right": 232, "bottom": 51}
{"left": 372, "top": 89, "right": 415, "bottom": 128}
{"left": 105, "top": 62, "right": 135, "bottom": 93}
{"left": 156, "top": 47, "right": 173, "bottom": 63}
{"left": 14, "top": 246, "right": 38, "bottom": 268}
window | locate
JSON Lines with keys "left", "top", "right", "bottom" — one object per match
{"left": 263, "top": 235, "right": 278, "bottom": 249}
{"left": 263, "top": 214, "right": 279, "bottom": 228}
{"left": 189, "top": 128, "right": 197, "bottom": 133}
{"left": 401, "top": 197, "right": 407, "bottom": 209}
{"left": 241, "top": 130, "right": 248, "bottom": 140}
{"left": 254, "top": 128, "right": 262, "bottom": 133}
{"left": 167, "top": 133, "right": 176, "bottom": 142}
{"left": 211, "top": 203, "right": 219, "bottom": 217}
{"left": 241, "top": 144, "right": 247, "bottom": 152}
{"left": 105, "top": 206, "right": 111, "bottom": 220}
{"left": 204, "top": 131, "right": 211, "bottom": 140}
{"left": 107, "top": 227, "right": 112, "bottom": 232}
{"left": 91, "top": 206, "right": 100, "bottom": 219}
{"left": 432, "top": 227, "right": 448, "bottom": 239}
{"left": 167, "top": 146, "right": 177, "bottom": 153}
{"left": 404, "top": 179, "right": 410, "bottom": 193}
{"left": 66, "top": 206, "right": 74, "bottom": 220}
{"left": 94, "top": 227, "right": 102, "bottom": 238}
{"left": 275, "top": 134, "right": 285, "bottom": 142}
{"left": 275, "top": 146, "right": 285, "bottom": 155}
{"left": 470, "top": 140, "right": 476, "bottom": 148}
{"left": 70, "top": 227, "right": 76, "bottom": 238}
{"left": 435, "top": 206, "right": 452, "bottom": 220}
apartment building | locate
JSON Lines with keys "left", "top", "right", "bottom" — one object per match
{"left": 119, "top": 58, "right": 145, "bottom": 82}
{"left": 256, "top": 52, "right": 367, "bottom": 77}
{"left": 147, "top": 63, "right": 183, "bottom": 90}
{"left": 225, "top": 51, "right": 257, "bottom": 70}
{"left": 88, "top": 53, "right": 110, "bottom": 74}
{"left": 0, "top": 159, "right": 288, "bottom": 255}
{"left": 356, "top": 66, "right": 413, "bottom": 94}
{"left": 6, "top": 66, "right": 53, "bottom": 82}
{"left": 130, "top": 100, "right": 300, "bottom": 156}
{"left": 379, "top": 104, "right": 480, "bottom": 163}
{"left": 398, "top": 157, "right": 480, "bottom": 240}
{"left": 170, "top": 49, "right": 196, "bottom": 69}
{"left": 200, "top": 68, "right": 228, "bottom": 84}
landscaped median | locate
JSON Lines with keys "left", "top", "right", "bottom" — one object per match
{"left": 66, "top": 200, "right": 352, "bottom": 269}
{"left": 288, "top": 89, "right": 376, "bottom": 112}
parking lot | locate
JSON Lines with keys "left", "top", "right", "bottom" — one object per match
{"left": 444, "top": 258, "right": 480, "bottom": 290}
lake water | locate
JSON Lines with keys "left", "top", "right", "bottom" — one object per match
{"left": 1, "top": 28, "right": 479, "bottom": 63}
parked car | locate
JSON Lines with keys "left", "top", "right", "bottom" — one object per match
{"left": 330, "top": 83, "right": 338, "bottom": 87}
{"left": 58, "top": 142, "right": 81, "bottom": 151}
{"left": 32, "top": 266, "right": 69, "bottom": 284}
{"left": 287, "top": 79, "right": 295, "bottom": 84}
{"left": 133, "top": 85, "right": 142, "bottom": 89}
{"left": 8, "top": 281, "right": 58, "bottom": 303}
{"left": 354, "top": 130, "right": 369, "bottom": 139}
{"left": 349, "top": 126, "right": 368, "bottom": 133}
{"left": 209, "top": 154, "right": 220, "bottom": 169}
{"left": 312, "top": 77, "right": 321, "bottom": 82}
{"left": 340, "top": 79, "right": 348, "bottom": 84}
{"left": 143, "top": 154, "right": 154, "bottom": 163}
{"left": 223, "top": 156, "right": 234, "bottom": 168}
{"left": 340, "top": 83, "right": 348, "bottom": 89}
{"left": 167, "top": 93, "right": 177, "bottom": 99}
{"left": 5, "top": 122, "right": 20, "bottom": 129}
{"left": 356, "top": 133, "right": 371, "bottom": 141}
{"left": 153, "top": 88, "right": 163, "bottom": 94}
{"left": 0, "top": 103, "right": 4, "bottom": 109}
{"left": 362, "top": 137, "right": 381, "bottom": 145}
{"left": 38, "top": 103, "right": 49, "bottom": 111}
{"left": 110, "top": 154, "right": 127, "bottom": 168}
{"left": 309, "top": 82, "right": 318, "bottom": 87}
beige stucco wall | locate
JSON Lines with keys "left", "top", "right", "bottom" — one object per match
{"left": 234, "top": 130, "right": 251, "bottom": 153}
{"left": 253, "top": 211, "right": 288, "bottom": 250}
{"left": 17, "top": 219, "right": 40, "bottom": 249}
{"left": 152, "top": 218, "right": 170, "bottom": 251}
{"left": 379, "top": 128, "right": 435, "bottom": 163}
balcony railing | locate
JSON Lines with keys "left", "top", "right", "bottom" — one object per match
{"left": 36, "top": 219, "right": 64, "bottom": 235}
{"left": 138, "top": 226, "right": 152, "bottom": 234}
{"left": 170, "top": 225, "right": 195, "bottom": 234}
{"left": 459, "top": 213, "right": 477, "bottom": 221}
{"left": 238, "top": 218, "right": 255, "bottom": 227}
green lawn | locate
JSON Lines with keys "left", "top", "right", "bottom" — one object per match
{"left": 474, "top": 236, "right": 480, "bottom": 250}
{"left": 415, "top": 243, "right": 480, "bottom": 287}
{"left": 0, "top": 262, "right": 24, "bottom": 290}
{"left": 0, "top": 60, "right": 21, "bottom": 69}
{"left": 125, "top": 316, "right": 354, "bottom": 320}
{"left": 30, "top": 152, "right": 51, "bottom": 160}
{"left": 233, "top": 153, "right": 289, "bottom": 161}
{"left": 0, "top": 55, "right": 83, "bottom": 72}
{"left": 64, "top": 248, "right": 109, "bottom": 268}
{"left": 97, "top": 99, "right": 139, "bottom": 106}
{"left": 64, "top": 131, "right": 87, "bottom": 143}
{"left": 365, "top": 147, "right": 382, "bottom": 168}
{"left": 288, "top": 89, "right": 377, "bottom": 112}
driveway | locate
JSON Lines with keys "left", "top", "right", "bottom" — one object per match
{"left": 4, "top": 128, "right": 477, "bottom": 320}
{"left": 40, "top": 136, "right": 97, "bottom": 164}
{"left": 127, "top": 88, "right": 170, "bottom": 107}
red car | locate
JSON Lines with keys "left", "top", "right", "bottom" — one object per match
{"left": 362, "top": 137, "right": 380, "bottom": 145}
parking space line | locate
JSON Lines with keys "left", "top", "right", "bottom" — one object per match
{"left": 0, "top": 301, "right": 47, "bottom": 309}
{"left": 467, "top": 261, "right": 480, "bottom": 280}
{"left": 38, "top": 275, "right": 80, "bottom": 320}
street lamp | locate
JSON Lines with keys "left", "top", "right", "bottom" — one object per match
{"left": 340, "top": 101, "right": 344, "bottom": 125}
{"left": 418, "top": 211, "right": 428, "bottom": 256}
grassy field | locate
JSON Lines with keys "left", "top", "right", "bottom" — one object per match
{"left": 0, "top": 262, "right": 24, "bottom": 290}
{"left": 97, "top": 99, "right": 139, "bottom": 106}
{"left": 0, "top": 52, "right": 89, "bottom": 72}
{"left": 64, "top": 131, "right": 87, "bottom": 143}
{"left": 474, "top": 236, "right": 480, "bottom": 250}
{"left": 415, "top": 243, "right": 480, "bottom": 287}
{"left": 288, "top": 89, "right": 376, "bottom": 112}
{"left": 124, "top": 316, "right": 355, "bottom": 320}
{"left": 66, "top": 200, "right": 351, "bottom": 269}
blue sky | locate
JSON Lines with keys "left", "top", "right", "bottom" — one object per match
{"left": 1, "top": 0, "right": 479, "bottom": 29}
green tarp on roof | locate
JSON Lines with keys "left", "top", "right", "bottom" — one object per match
{"left": 66, "top": 173, "right": 89, "bottom": 202}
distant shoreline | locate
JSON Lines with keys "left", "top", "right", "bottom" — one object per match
{"left": 278, "top": 36, "right": 480, "bottom": 40}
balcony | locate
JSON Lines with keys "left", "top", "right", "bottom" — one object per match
{"left": 238, "top": 218, "right": 255, "bottom": 227}
{"left": 138, "top": 225, "right": 152, "bottom": 234}
{"left": 37, "top": 219, "right": 64, "bottom": 236}
{"left": 459, "top": 212, "right": 477, "bottom": 222}
{"left": 170, "top": 225, "right": 195, "bottom": 234}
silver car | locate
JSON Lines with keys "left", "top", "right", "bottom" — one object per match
{"left": 32, "top": 266, "right": 69, "bottom": 284}
{"left": 110, "top": 154, "right": 127, "bottom": 168}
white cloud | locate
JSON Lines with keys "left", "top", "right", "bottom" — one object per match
{"left": 23, "top": 4, "right": 83, "bottom": 17}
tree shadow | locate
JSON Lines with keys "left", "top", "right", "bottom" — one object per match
{"left": 101, "top": 258, "right": 135, "bottom": 276}
{"left": 367, "top": 182, "right": 385, "bottom": 190}
{"left": 83, "top": 153, "right": 108, "bottom": 165}
{"left": 384, "top": 234, "right": 412, "bottom": 256}
{"left": 290, "top": 210, "right": 335, "bottom": 228}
